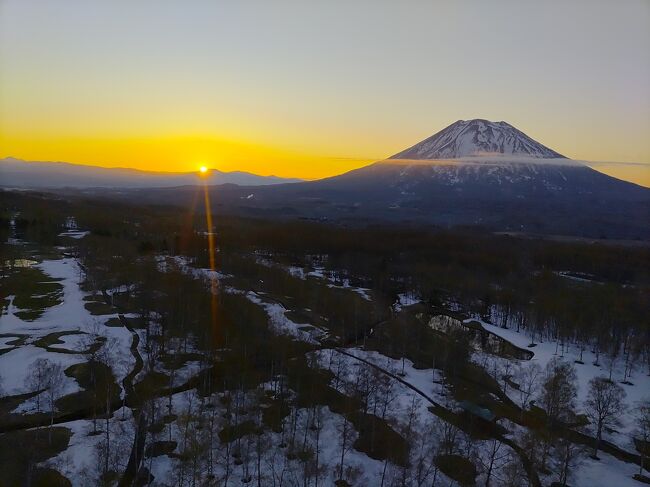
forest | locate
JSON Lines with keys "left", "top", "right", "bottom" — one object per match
{"left": 1, "top": 188, "right": 649, "bottom": 487}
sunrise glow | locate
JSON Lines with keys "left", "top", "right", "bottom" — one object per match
{"left": 0, "top": 2, "right": 649, "bottom": 485}
{"left": 0, "top": 1, "right": 648, "bottom": 184}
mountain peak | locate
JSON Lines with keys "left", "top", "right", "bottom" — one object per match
{"left": 390, "top": 119, "right": 566, "bottom": 160}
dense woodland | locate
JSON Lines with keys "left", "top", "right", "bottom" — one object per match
{"left": 3, "top": 189, "right": 647, "bottom": 364}
{"left": 1, "top": 188, "right": 649, "bottom": 486}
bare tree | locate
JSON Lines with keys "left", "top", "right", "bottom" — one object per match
{"left": 336, "top": 413, "right": 352, "bottom": 484}
{"left": 622, "top": 344, "right": 639, "bottom": 384}
{"left": 604, "top": 349, "right": 619, "bottom": 382}
{"left": 26, "top": 358, "right": 51, "bottom": 414}
{"left": 44, "top": 362, "right": 65, "bottom": 444}
{"left": 478, "top": 439, "right": 511, "bottom": 487}
{"left": 408, "top": 418, "right": 438, "bottom": 487}
{"left": 634, "top": 399, "right": 650, "bottom": 477}
{"left": 584, "top": 376, "right": 627, "bottom": 458}
{"left": 537, "top": 358, "right": 578, "bottom": 471}
{"left": 375, "top": 363, "right": 397, "bottom": 420}
{"left": 514, "top": 362, "right": 542, "bottom": 419}
{"left": 552, "top": 438, "right": 584, "bottom": 487}
{"left": 96, "top": 336, "right": 120, "bottom": 477}
{"left": 397, "top": 395, "right": 422, "bottom": 487}
{"left": 539, "top": 358, "right": 577, "bottom": 426}
{"left": 90, "top": 409, "right": 135, "bottom": 486}
{"left": 27, "top": 359, "right": 65, "bottom": 443}
{"left": 437, "top": 418, "right": 461, "bottom": 456}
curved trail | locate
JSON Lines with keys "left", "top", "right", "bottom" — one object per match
{"left": 334, "top": 348, "right": 444, "bottom": 409}
{"left": 1, "top": 270, "right": 150, "bottom": 485}
{"left": 333, "top": 347, "right": 542, "bottom": 487}
{"left": 101, "top": 291, "right": 144, "bottom": 399}
{"left": 0, "top": 376, "right": 198, "bottom": 434}
{"left": 101, "top": 290, "right": 148, "bottom": 487}
{"left": 1, "top": 257, "right": 639, "bottom": 485}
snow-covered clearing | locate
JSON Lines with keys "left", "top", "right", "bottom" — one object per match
{"left": 309, "top": 347, "right": 456, "bottom": 444}
{"left": 2, "top": 345, "right": 83, "bottom": 399}
{"left": 43, "top": 406, "right": 137, "bottom": 482}
{"left": 48, "top": 332, "right": 89, "bottom": 353}
{"left": 57, "top": 217, "right": 90, "bottom": 240}
{"left": 245, "top": 292, "right": 322, "bottom": 344}
{"left": 305, "top": 266, "right": 373, "bottom": 301}
{"left": 162, "top": 255, "right": 231, "bottom": 281}
{"left": 163, "top": 254, "right": 327, "bottom": 344}
{"left": 58, "top": 230, "right": 90, "bottom": 239}
{"left": 473, "top": 318, "right": 650, "bottom": 442}
{"left": 326, "top": 279, "right": 372, "bottom": 301}
{"left": 314, "top": 348, "right": 452, "bottom": 411}
{"left": 0, "top": 256, "right": 133, "bottom": 398}
{"left": 571, "top": 450, "right": 644, "bottom": 487}
{"left": 393, "top": 292, "right": 421, "bottom": 312}
{"left": 261, "top": 258, "right": 373, "bottom": 301}
{"left": 144, "top": 386, "right": 449, "bottom": 487}
{"left": 0, "top": 335, "right": 20, "bottom": 351}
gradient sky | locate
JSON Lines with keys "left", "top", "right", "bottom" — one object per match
{"left": 1, "top": 0, "right": 649, "bottom": 185}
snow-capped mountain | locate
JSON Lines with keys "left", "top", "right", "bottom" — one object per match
{"left": 212, "top": 119, "right": 648, "bottom": 238}
{"left": 360, "top": 159, "right": 587, "bottom": 193}
{"left": 30, "top": 120, "right": 650, "bottom": 239}
{"left": 305, "top": 119, "right": 640, "bottom": 201}
{"left": 390, "top": 119, "right": 565, "bottom": 160}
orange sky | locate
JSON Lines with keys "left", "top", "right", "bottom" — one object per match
{"left": 1, "top": 1, "right": 648, "bottom": 185}
{"left": 0, "top": 134, "right": 376, "bottom": 180}
{"left": 2, "top": 133, "right": 648, "bottom": 186}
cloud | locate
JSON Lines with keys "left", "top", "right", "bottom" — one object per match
{"left": 379, "top": 156, "right": 650, "bottom": 169}
{"left": 581, "top": 160, "right": 650, "bottom": 168}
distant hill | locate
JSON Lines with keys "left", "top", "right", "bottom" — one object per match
{"left": 6, "top": 120, "right": 649, "bottom": 240}
{"left": 103, "top": 119, "right": 649, "bottom": 240}
{"left": 0, "top": 158, "right": 301, "bottom": 188}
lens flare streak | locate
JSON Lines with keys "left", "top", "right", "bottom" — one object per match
{"left": 201, "top": 173, "right": 219, "bottom": 344}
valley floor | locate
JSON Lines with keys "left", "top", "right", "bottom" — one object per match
{"left": 1, "top": 211, "right": 648, "bottom": 487}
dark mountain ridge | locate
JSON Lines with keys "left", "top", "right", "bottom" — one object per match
{"left": 0, "top": 157, "right": 301, "bottom": 188}
{"left": 15, "top": 120, "right": 650, "bottom": 239}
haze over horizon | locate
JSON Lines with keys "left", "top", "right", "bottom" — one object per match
{"left": 1, "top": 0, "right": 649, "bottom": 185}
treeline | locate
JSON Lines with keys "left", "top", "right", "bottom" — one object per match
{"left": 2, "top": 189, "right": 648, "bottom": 370}
{"left": 3, "top": 189, "right": 650, "bottom": 485}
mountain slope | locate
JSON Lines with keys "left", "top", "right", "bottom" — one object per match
{"left": 109, "top": 158, "right": 650, "bottom": 239}
{"left": 0, "top": 158, "right": 301, "bottom": 188}
{"left": 390, "top": 119, "right": 565, "bottom": 160}
{"left": 194, "top": 120, "right": 648, "bottom": 238}
{"left": 17, "top": 120, "right": 650, "bottom": 239}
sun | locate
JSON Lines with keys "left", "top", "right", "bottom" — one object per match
{"left": 199, "top": 165, "right": 208, "bottom": 174}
